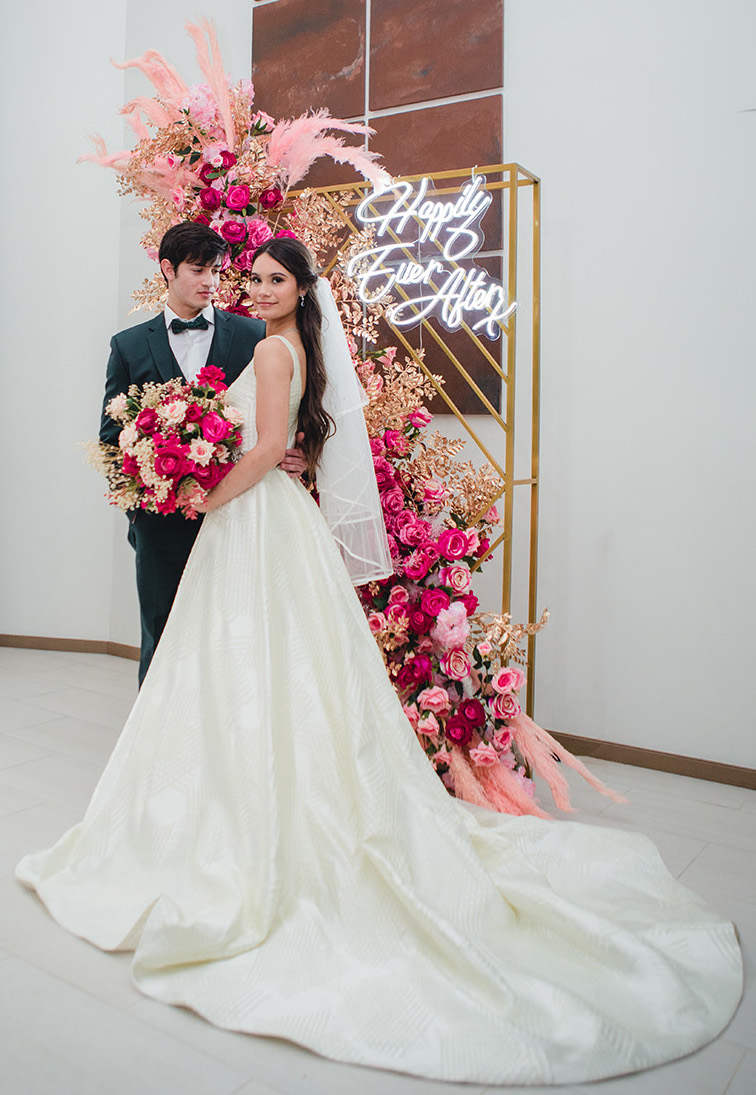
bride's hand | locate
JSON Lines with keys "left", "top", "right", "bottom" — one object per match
{"left": 279, "top": 432, "right": 307, "bottom": 479}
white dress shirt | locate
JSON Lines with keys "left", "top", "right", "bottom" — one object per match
{"left": 164, "top": 304, "right": 215, "bottom": 384}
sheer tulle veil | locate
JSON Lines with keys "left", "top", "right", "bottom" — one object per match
{"left": 315, "top": 277, "right": 393, "bottom": 585}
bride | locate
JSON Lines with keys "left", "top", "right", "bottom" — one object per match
{"left": 17, "top": 239, "right": 742, "bottom": 1086}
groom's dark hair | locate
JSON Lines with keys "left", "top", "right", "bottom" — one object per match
{"left": 159, "top": 223, "right": 229, "bottom": 282}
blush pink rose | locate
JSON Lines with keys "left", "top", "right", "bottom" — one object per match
{"left": 386, "top": 603, "right": 409, "bottom": 625}
{"left": 416, "top": 713, "right": 440, "bottom": 737}
{"left": 118, "top": 423, "right": 139, "bottom": 449}
{"left": 422, "top": 479, "right": 447, "bottom": 505}
{"left": 402, "top": 703, "right": 419, "bottom": 728}
{"left": 409, "top": 407, "right": 432, "bottom": 428}
{"left": 417, "top": 686, "right": 451, "bottom": 716}
{"left": 465, "top": 528, "right": 480, "bottom": 554}
{"left": 440, "top": 649, "right": 472, "bottom": 680}
{"left": 388, "top": 584, "right": 409, "bottom": 605}
{"left": 489, "top": 692, "right": 521, "bottom": 720}
{"left": 469, "top": 742, "right": 499, "bottom": 767}
{"left": 368, "top": 611, "right": 387, "bottom": 633}
{"left": 439, "top": 564, "right": 471, "bottom": 593}
{"left": 493, "top": 728, "right": 512, "bottom": 751}
{"left": 491, "top": 666, "right": 527, "bottom": 695}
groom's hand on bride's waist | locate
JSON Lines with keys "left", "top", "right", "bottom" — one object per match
{"left": 279, "top": 432, "right": 307, "bottom": 479}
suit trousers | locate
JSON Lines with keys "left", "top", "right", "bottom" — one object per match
{"left": 129, "top": 511, "right": 203, "bottom": 686}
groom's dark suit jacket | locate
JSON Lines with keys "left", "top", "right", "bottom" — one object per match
{"left": 100, "top": 307, "right": 265, "bottom": 684}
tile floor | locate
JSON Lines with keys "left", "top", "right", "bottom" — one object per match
{"left": 0, "top": 647, "right": 754, "bottom": 1095}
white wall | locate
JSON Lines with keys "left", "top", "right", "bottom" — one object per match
{"left": 504, "top": 0, "right": 756, "bottom": 766}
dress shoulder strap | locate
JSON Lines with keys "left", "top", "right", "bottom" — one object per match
{"left": 268, "top": 334, "right": 303, "bottom": 395}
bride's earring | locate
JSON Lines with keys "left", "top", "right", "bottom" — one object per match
{"left": 299, "top": 295, "right": 305, "bottom": 307}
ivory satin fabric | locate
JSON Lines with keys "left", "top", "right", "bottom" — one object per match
{"left": 17, "top": 342, "right": 742, "bottom": 1085}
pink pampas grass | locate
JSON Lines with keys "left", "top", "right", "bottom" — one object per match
{"left": 508, "top": 711, "right": 628, "bottom": 813}
{"left": 184, "top": 20, "right": 235, "bottom": 151}
{"left": 111, "top": 48, "right": 188, "bottom": 107}
{"left": 267, "top": 109, "right": 390, "bottom": 189}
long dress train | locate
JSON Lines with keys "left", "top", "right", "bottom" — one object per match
{"left": 17, "top": 339, "right": 742, "bottom": 1086}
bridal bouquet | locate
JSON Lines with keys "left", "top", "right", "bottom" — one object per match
{"left": 92, "top": 365, "right": 242, "bottom": 518}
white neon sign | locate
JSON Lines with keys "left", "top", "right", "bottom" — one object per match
{"left": 347, "top": 175, "right": 517, "bottom": 339}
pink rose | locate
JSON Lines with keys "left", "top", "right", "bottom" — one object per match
{"left": 397, "top": 517, "right": 431, "bottom": 548}
{"left": 225, "top": 184, "right": 250, "bottom": 210}
{"left": 469, "top": 743, "right": 499, "bottom": 767}
{"left": 422, "top": 478, "right": 447, "bottom": 505}
{"left": 198, "top": 187, "right": 222, "bottom": 212}
{"left": 275, "top": 229, "right": 298, "bottom": 239}
{"left": 373, "top": 459, "right": 395, "bottom": 491}
{"left": 219, "top": 150, "right": 236, "bottom": 170}
{"left": 489, "top": 692, "right": 521, "bottom": 720}
{"left": 234, "top": 250, "right": 254, "bottom": 271}
{"left": 437, "top": 528, "right": 469, "bottom": 560}
{"left": 193, "top": 214, "right": 211, "bottom": 225}
{"left": 493, "top": 728, "right": 512, "bottom": 751}
{"left": 368, "top": 611, "right": 387, "bottom": 633}
{"left": 201, "top": 411, "right": 232, "bottom": 442}
{"left": 416, "top": 713, "right": 440, "bottom": 737}
{"left": 383, "top": 429, "right": 409, "bottom": 456}
{"left": 187, "top": 438, "right": 215, "bottom": 466}
{"left": 420, "top": 588, "right": 450, "bottom": 618}
{"left": 386, "top": 602, "right": 408, "bottom": 624}
{"left": 417, "top": 686, "right": 451, "bottom": 716}
{"left": 485, "top": 505, "right": 499, "bottom": 523}
{"left": 432, "top": 746, "right": 451, "bottom": 767}
{"left": 376, "top": 347, "right": 397, "bottom": 366}
{"left": 440, "top": 649, "right": 472, "bottom": 680}
{"left": 259, "top": 187, "right": 283, "bottom": 209}
{"left": 245, "top": 218, "right": 274, "bottom": 248}
{"left": 370, "top": 437, "right": 386, "bottom": 457}
{"left": 381, "top": 488, "right": 405, "bottom": 515}
{"left": 439, "top": 565, "right": 471, "bottom": 594}
{"left": 465, "top": 528, "right": 480, "bottom": 553}
{"left": 402, "top": 703, "right": 419, "bottom": 728}
{"left": 445, "top": 715, "right": 473, "bottom": 747}
{"left": 387, "top": 584, "right": 409, "bottom": 605}
{"left": 403, "top": 546, "right": 439, "bottom": 580}
{"left": 409, "top": 407, "right": 432, "bottom": 428}
{"left": 221, "top": 220, "right": 247, "bottom": 245}
{"left": 476, "top": 639, "right": 493, "bottom": 657}
{"left": 491, "top": 666, "right": 526, "bottom": 695}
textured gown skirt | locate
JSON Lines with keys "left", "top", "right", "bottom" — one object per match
{"left": 17, "top": 342, "right": 742, "bottom": 1086}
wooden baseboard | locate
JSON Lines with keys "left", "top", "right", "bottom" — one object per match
{"left": 551, "top": 733, "right": 756, "bottom": 791}
{"left": 1, "top": 634, "right": 754, "bottom": 789}
{"left": 0, "top": 634, "right": 140, "bottom": 662}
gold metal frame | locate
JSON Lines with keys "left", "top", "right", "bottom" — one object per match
{"left": 290, "top": 164, "right": 541, "bottom": 714}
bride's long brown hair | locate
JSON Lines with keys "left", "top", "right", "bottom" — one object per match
{"left": 251, "top": 238, "right": 334, "bottom": 477}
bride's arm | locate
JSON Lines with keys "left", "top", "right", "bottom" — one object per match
{"left": 198, "top": 340, "right": 293, "bottom": 512}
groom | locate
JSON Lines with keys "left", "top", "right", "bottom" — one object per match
{"left": 100, "top": 223, "right": 304, "bottom": 685}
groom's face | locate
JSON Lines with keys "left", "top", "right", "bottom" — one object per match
{"left": 161, "top": 258, "right": 222, "bottom": 318}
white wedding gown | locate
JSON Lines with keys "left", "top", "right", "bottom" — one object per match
{"left": 17, "top": 339, "right": 742, "bottom": 1086}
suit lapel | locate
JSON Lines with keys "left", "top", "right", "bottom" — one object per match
{"left": 208, "top": 307, "right": 235, "bottom": 378}
{"left": 147, "top": 316, "right": 183, "bottom": 382}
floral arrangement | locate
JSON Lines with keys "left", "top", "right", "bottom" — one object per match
{"left": 84, "top": 21, "right": 624, "bottom": 817}
{"left": 356, "top": 347, "right": 623, "bottom": 817}
{"left": 90, "top": 365, "right": 242, "bottom": 518}
{"left": 83, "top": 19, "right": 387, "bottom": 315}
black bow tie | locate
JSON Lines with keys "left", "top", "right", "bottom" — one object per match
{"left": 170, "top": 315, "right": 209, "bottom": 334}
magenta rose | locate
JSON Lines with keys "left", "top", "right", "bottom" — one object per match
{"left": 408, "top": 654, "right": 433, "bottom": 683}
{"left": 153, "top": 442, "right": 187, "bottom": 480}
{"left": 381, "top": 487, "right": 405, "bottom": 515}
{"left": 220, "top": 220, "right": 247, "bottom": 245}
{"left": 420, "top": 588, "right": 450, "bottom": 618}
{"left": 184, "top": 403, "right": 204, "bottom": 423}
{"left": 198, "top": 163, "right": 216, "bottom": 184}
{"left": 403, "top": 546, "right": 439, "bottom": 581}
{"left": 198, "top": 187, "right": 222, "bottom": 212}
{"left": 193, "top": 214, "right": 211, "bottom": 226}
{"left": 192, "top": 463, "right": 224, "bottom": 489}
{"left": 225, "top": 184, "right": 250, "bottom": 210}
{"left": 155, "top": 492, "right": 178, "bottom": 514}
{"left": 445, "top": 715, "right": 473, "bottom": 747}
{"left": 121, "top": 453, "right": 140, "bottom": 478}
{"left": 374, "top": 459, "right": 396, "bottom": 491}
{"left": 219, "top": 150, "right": 237, "bottom": 170}
{"left": 224, "top": 303, "right": 252, "bottom": 317}
{"left": 259, "top": 187, "right": 283, "bottom": 209}
{"left": 234, "top": 250, "right": 254, "bottom": 271}
{"left": 370, "top": 437, "right": 386, "bottom": 458}
{"left": 275, "top": 229, "right": 298, "bottom": 239}
{"left": 458, "top": 698, "right": 485, "bottom": 728}
{"left": 135, "top": 407, "right": 159, "bottom": 434}
{"left": 407, "top": 608, "right": 433, "bottom": 635}
{"left": 201, "top": 411, "right": 232, "bottom": 442}
{"left": 397, "top": 518, "right": 429, "bottom": 548}
{"left": 476, "top": 536, "right": 491, "bottom": 559}
{"left": 437, "top": 527, "right": 470, "bottom": 561}
{"left": 383, "top": 429, "right": 409, "bottom": 456}
{"left": 195, "top": 365, "right": 228, "bottom": 392}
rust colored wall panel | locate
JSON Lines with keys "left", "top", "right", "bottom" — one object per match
{"left": 252, "top": 0, "right": 366, "bottom": 120}
{"left": 370, "top": 0, "right": 503, "bottom": 111}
